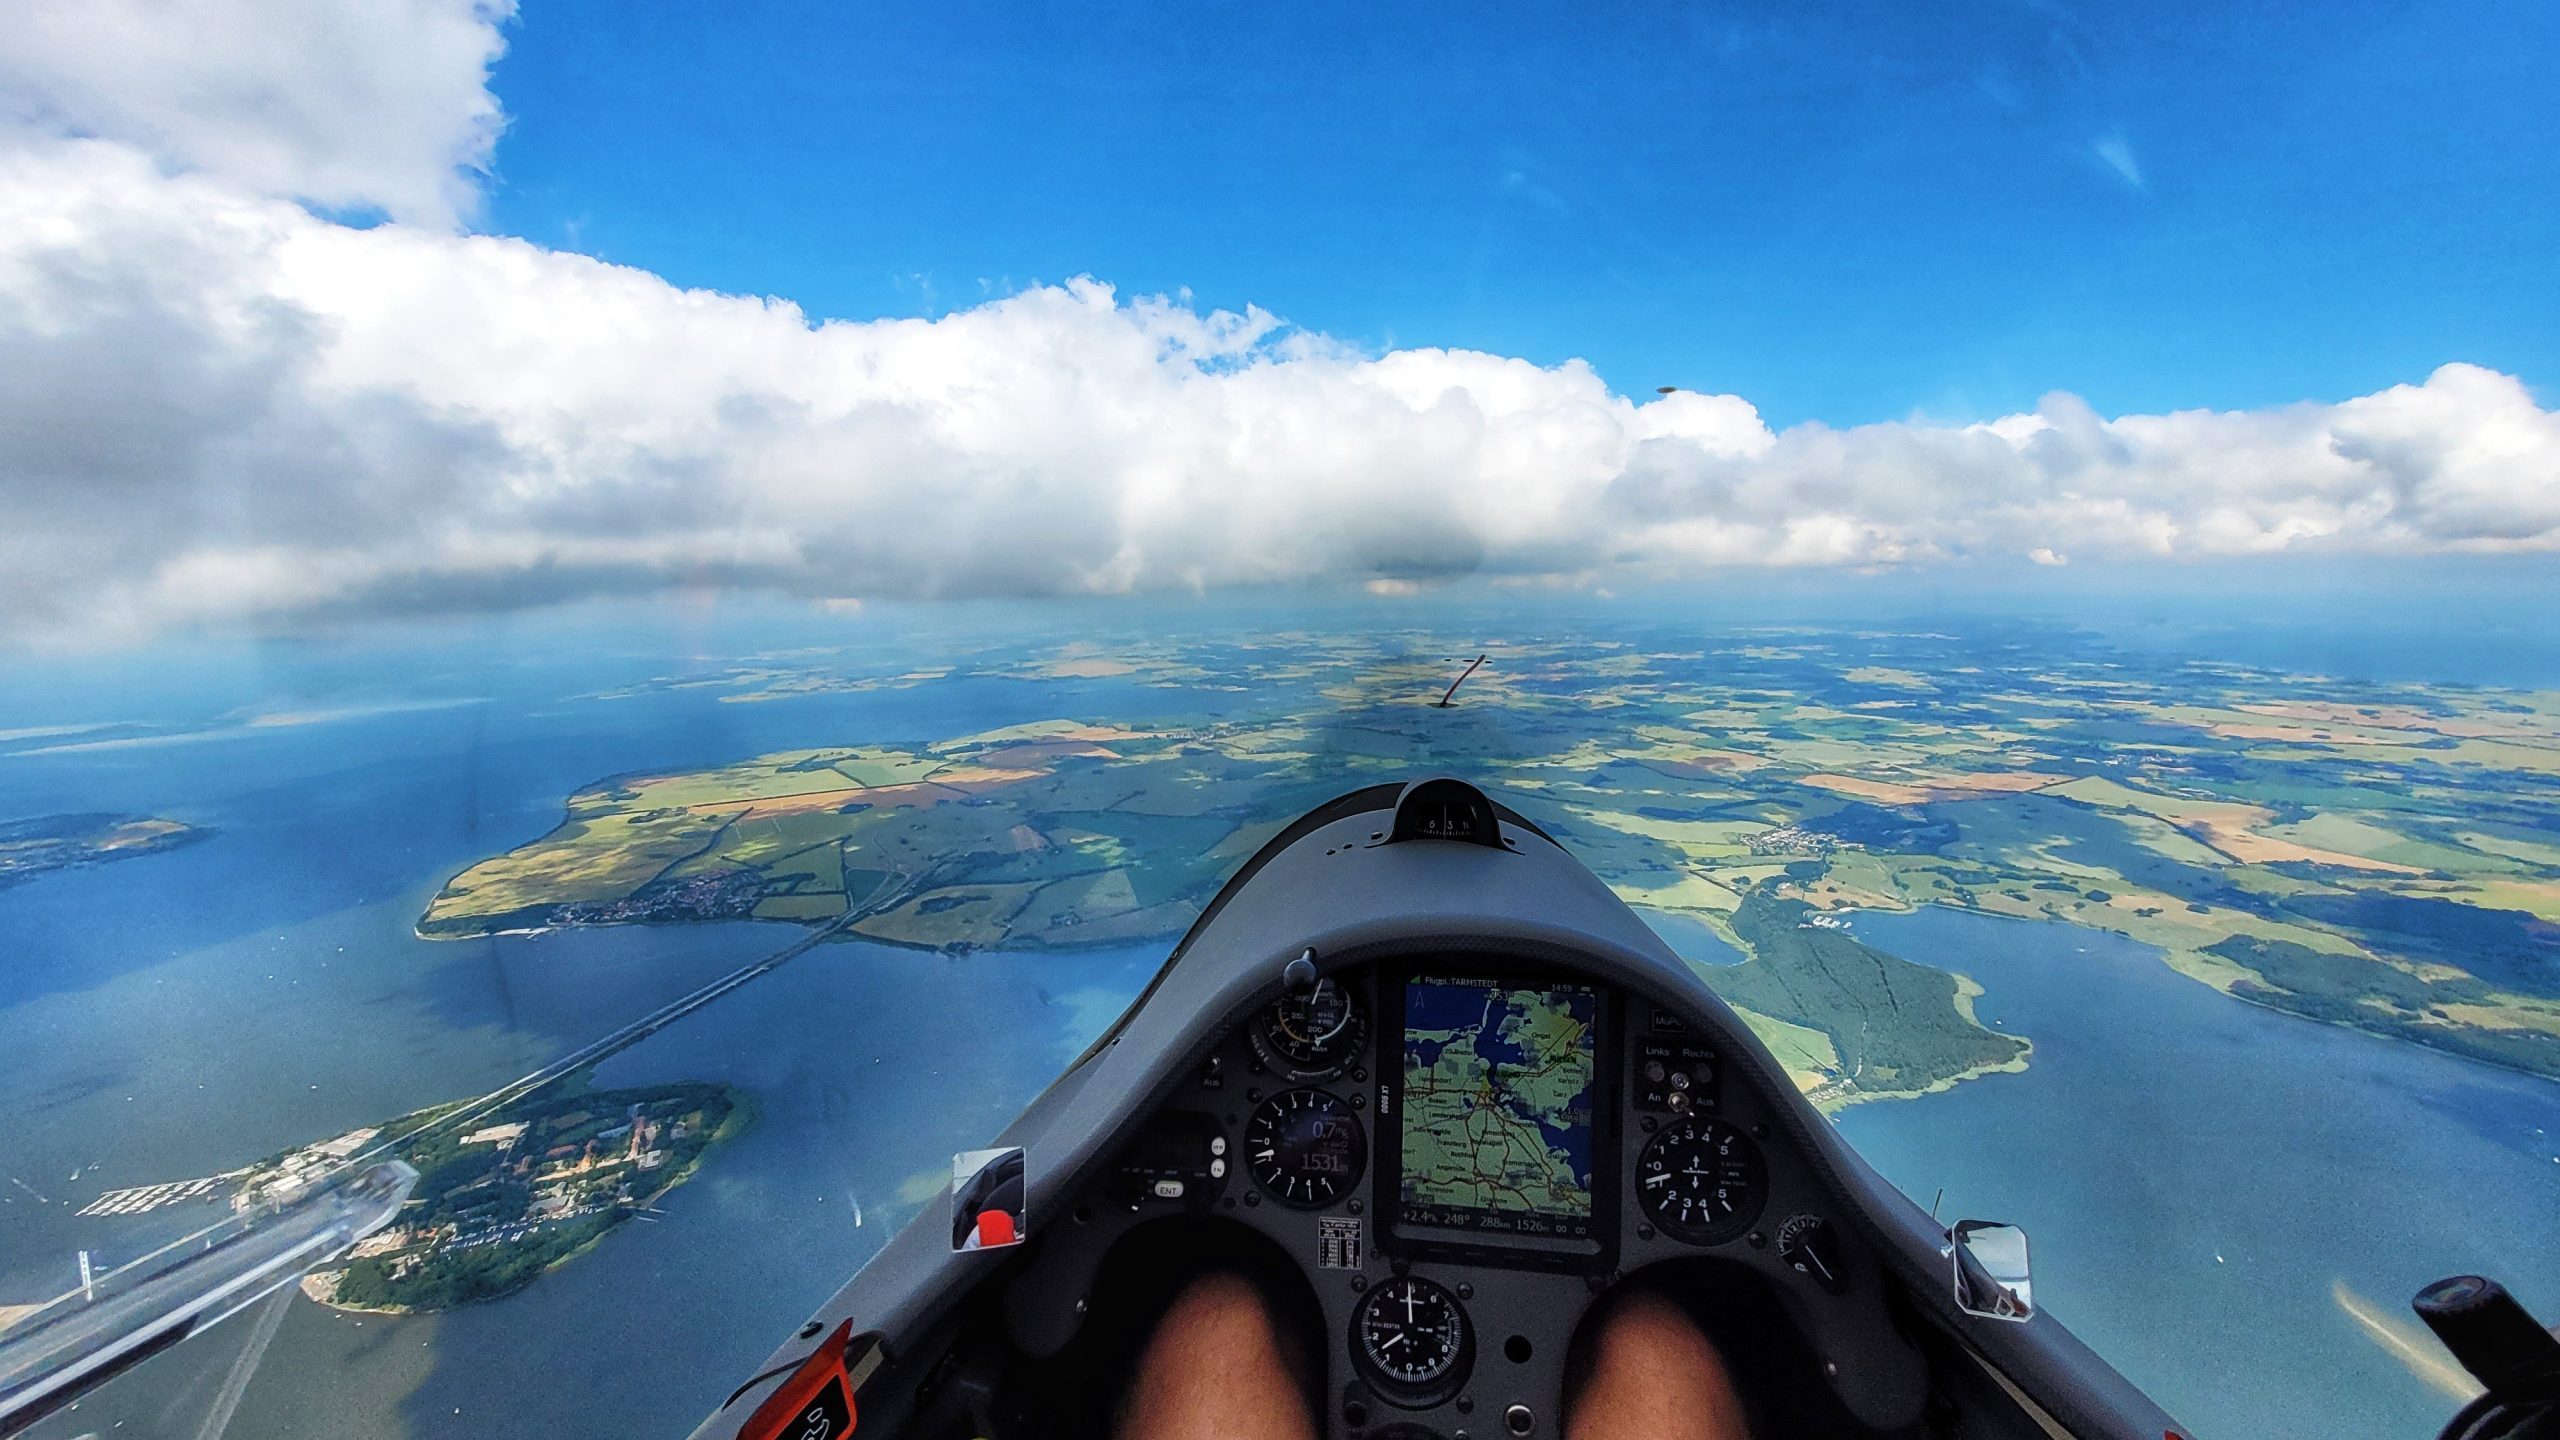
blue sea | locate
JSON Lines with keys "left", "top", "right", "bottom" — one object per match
{"left": 0, "top": 587, "right": 2554, "bottom": 1439}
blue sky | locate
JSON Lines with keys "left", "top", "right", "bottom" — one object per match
{"left": 483, "top": 0, "right": 2559, "bottom": 427}
{"left": 4, "top": 0, "right": 2556, "bottom": 642}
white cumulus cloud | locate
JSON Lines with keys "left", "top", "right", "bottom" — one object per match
{"left": 0, "top": 9, "right": 2554, "bottom": 647}
{"left": 0, "top": 0, "right": 511, "bottom": 227}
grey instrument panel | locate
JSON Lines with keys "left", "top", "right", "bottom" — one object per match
{"left": 1029, "top": 956, "right": 1907, "bottom": 1440}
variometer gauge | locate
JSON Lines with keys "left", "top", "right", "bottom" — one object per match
{"left": 1243, "top": 1088, "right": 1365, "bottom": 1207}
{"left": 1353, "top": 1274, "right": 1473, "bottom": 1405}
{"left": 1249, "top": 977, "right": 1365, "bottom": 1081}
{"left": 1635, "top": 1114, "right": 1767, "bottom": 1244}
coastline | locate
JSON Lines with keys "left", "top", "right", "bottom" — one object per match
{"left": 1807, "top": 971, "right": 2038, "bottom": 1115}
{"left": 416, "top": 906, "right": 1188, "bottom": 959}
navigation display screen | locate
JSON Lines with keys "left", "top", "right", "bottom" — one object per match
{"left": 1396, "top": 976, "right": 1599, "bottom": 1239}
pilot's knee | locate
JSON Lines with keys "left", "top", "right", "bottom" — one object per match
{"left": 1124, "top": 1269, "right": 1316, "bottom": 1439}
{"left": 1591, "top": 1289, "right": 1723, "bottom": 1371}
{"left": 1162, "top": 1269, "right": 1282, "bottom": 1341}
{"left": 1567, "top": 1288, "right": 1750, "bottom": 1440}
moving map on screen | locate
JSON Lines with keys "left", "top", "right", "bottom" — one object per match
{"left": 1399, "top": 977, "right": 1598, "bottom": 1233}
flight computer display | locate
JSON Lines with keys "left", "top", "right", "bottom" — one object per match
{"left": 1394, "top": 975, "right": 1599, "bottom": 1239}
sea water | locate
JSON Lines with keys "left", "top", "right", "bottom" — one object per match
{"left": 1834, "top": 907, "right": 2560, "bottom": 1440}
{"left": 5, "top": 599, "right": 2557, "bottom": 1439}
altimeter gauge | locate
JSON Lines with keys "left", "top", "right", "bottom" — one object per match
{"left": 1243, "top": 1088, "right": 1365, "bottom": 1208}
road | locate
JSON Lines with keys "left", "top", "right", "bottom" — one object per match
{"left": 72, "top": 867, "right": 925, "bottom": 1216}
{"left": 356, "top": 869, "right": 919, "bottom": 1168}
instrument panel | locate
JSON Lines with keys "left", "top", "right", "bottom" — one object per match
{"left": 1082, "top": 956, "right": 1891, "bottom": 1439}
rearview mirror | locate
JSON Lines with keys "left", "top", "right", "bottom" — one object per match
{"left": 1950, "top": 1220, "right": 2033, "bottom": 1322}
{"left": 951, "top": 1147, "right": 1027, "bottom": 1251}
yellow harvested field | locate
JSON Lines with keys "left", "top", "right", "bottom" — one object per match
{"left": 682, "top": 785, "right": 867, "bottom": 817}
{"left": 980, "top": 741, "right": 1121, "bottom": 767}
{"left": 2048, "top": 776, "right": 2233, "bottom": 821}
{"left": 1728, "top": 1004, "right": 1840, "bottom": 1094}
{"left": 2409, "top": 877, "right": 2560, "bottom": 921}
{"left": 424, "top": 810, "right": 704, "bottom": 920}
{"left": 681, "top": 768, "right": 1042, "bottom": 817}
{"left": 2050, "top": 778, "right": 2426, "bottom": 871}
{"left": 1574, "top": 807, "right": 1767, "bottom": 853}
{"left": 1008, "top": 869, "right": 1139, "bottom": 937}
{"left": 2081, "top": 891, "right": 2367, "bottom": 959}
{"left": 2456, "top": 831, "right": 2560, "bottom": 868}
{"left": 2207, "top": 722, "right": 2405, "bottom": 746}
{"left": 2433, "top": 1002, "right": 2560, "bottom": 1038}
{"left": 1614, "top": 870, "right": 1747, "bottom": 914}
{"left": 1637, "top": 749, "right": 1772, "bottom": 777}
{"left": 932, "top": 718, "right": 1150, "bottom": 752}
{"left": 2234, "top": 700, "right": 2554, "bottom": 742}
{"left": 853, "top": 881, "right": 1044, "bottom": 946}
{"left": 1800, "top": 771, "right": 2066, "bottom": 805}
{"left": 2174, "top": 805, "right": 2426, "bottom": 874}
{"left": 754, "top": 893, "right": 847, "bottom": 921}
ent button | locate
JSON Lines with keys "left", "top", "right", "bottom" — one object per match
{"left": 1152, "top": 1179, "right": 1185, "bottom": 1199}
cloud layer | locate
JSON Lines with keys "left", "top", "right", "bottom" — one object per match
{"left": 0, "top": 3, "right": 2554, "bottom": 646}
{"left": 0, "top": 0, "right": 511, "bottom": 227}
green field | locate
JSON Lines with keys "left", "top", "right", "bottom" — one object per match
{"left": 426, "top": 629, "right": 2560, "bottom": 1105}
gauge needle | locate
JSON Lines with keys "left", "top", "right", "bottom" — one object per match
{"left": 1643, "top": 1171, "right": 1670, "bottom": 1186}
{"left": 1403, "top": 1289, "right": 1417, "bottom": 1323}
{"left": 1809, "top": 1252, "right": 1836, "bottom": 1282}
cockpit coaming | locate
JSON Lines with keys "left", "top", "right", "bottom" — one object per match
{"left": 693, "top": 779, "right": 2185, "bottom": 1440}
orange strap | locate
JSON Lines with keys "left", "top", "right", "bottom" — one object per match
{"left": 735, "top": 1320, "right": 857, "bottom": 1440}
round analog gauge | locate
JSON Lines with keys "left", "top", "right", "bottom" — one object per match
{"left": 1243, "top": 1088, "right": 1365, "bottom": 1208}
{"left": 1776, "top": 1213, "right": 1847, "bottom": 1292}
{"left": 1354, "top": 1274, "right": 1472, "bottom": 1401}
{"left": 1636, "top": 1115, "right": 1767, "bottom": 1244}
{"left": 1250, "top": 978, "right": 1365, "bottom": 1080}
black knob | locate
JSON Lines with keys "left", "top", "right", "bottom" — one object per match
{"left": 1281, "top": 950, "right": 1319, "bottom": 996}
{"left": 2414, "top": 1276, "right": 2560, "bottom": 1395}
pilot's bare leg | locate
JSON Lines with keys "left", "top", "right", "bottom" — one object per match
{"left": 1565, "top": 1290, "right": 1752, "bottom": 1440}
{"left": 1117, "top": 1271, "right": 1318, "bottom": 1440}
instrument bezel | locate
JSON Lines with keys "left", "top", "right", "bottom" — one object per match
{"left": 1371, "top": 957, "right": 1624, "bottom": 1274}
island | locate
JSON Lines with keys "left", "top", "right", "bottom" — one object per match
{"left": 423, "top": 629, "right": 2560, "bottom": 1103}
{"left": 260, "top": 1075, "right": 748, "bottom": 1313}
{"left": 0, "top": 813, "right": 203, "bottom": 889}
